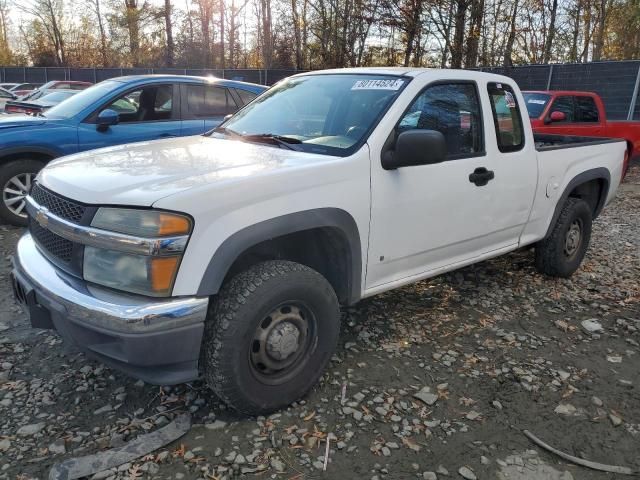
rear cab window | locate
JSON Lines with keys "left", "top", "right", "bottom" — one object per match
{"left": 487, "top": 82, "right": 524, "bottom": 152}
{"left": 184, "top": 84, "right": 238, "bottom": 118}
{"left": 575, "top": 96, "right": 599, "bottom": 122}
{"left": 235, "top": 88, "right": 259, "bottom": 105}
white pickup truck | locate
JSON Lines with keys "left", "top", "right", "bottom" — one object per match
{"left": 12, "top": 68, "right": 626, "bottom": 414}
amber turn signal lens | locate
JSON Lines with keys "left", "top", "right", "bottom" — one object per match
{"left": 150, "top": 256, "right": 180, "bottom": 293}
{"left": 158, "top": 214, "right": 191, "bottom": 236}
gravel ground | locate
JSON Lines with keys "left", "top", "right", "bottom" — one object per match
{"left": 1, "top": 163, "right": 639, "bottom": 480}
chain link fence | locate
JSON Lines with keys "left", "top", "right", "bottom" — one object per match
{"left": 2, "top": 61, "right": 640, "bottom": 120}
{"left": 0, "top": 66, "right": 302, "bottom": 88}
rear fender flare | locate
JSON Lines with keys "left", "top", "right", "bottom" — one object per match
{"left": 544, "top": 167, "right": 610, "bottom": 239}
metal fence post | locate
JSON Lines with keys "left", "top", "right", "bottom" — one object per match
{"left": 546, "top": 65, "right": 554, "bottom": 90}
{"left": 627, "top": 63, "right": 640, "bottom": 121}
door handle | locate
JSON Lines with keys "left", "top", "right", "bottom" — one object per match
{"left": 469, "top": 167, "right": 495, "bottom": 186}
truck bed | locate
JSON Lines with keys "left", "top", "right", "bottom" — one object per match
{"left": 534, "top": 133, "right": 622, "bottom": 152}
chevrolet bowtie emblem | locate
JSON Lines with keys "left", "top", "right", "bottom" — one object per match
{"left": 35, "top": 207, "right": 50, "bottom": 228}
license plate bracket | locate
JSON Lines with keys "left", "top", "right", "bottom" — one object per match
{"left": 10, "top": 272, "right": 54, "bottom": 330}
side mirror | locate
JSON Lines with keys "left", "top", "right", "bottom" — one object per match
{"left": 223, "top": 113, "right": 233, "bottom": 122}
{"left": 548, "top": 111, "right": 566, "bottom": 123}
{"left": 382, "top": 130, "right": 447, "bottom": 170}
{"left": 96, "top": 109, "right": 119, "bottom": 131}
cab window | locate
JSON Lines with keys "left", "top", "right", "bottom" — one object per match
{"left": 549, "top": 96, "right": 575, "bottom": 122}
{"left": 103, "top": 84, "right": 175, "bottom": 123}
{"left": 185, "top": 85, "right": 237, "bottom": 118}
{"left": 235, "top": 88, "right": 259, "bottom": 105}
{"left": 575, "top": 96, "right": 599, "bottom": 122}
{"left": 487, "top": 82, "right": 524, "bottom": 152}
{"left": 398, "top": 82, "right": 483, "bottom": 158}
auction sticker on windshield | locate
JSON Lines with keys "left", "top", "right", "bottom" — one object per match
{"left": 352, "top": 79, "right": 405, "bottom": 90}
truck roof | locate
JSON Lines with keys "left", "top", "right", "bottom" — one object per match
{"left": 294, "top": 67, "right": 515, "bottom": 82}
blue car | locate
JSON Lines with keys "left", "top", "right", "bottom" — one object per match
{"left": 0, "top": 75, "right": 266, "bottom": 225}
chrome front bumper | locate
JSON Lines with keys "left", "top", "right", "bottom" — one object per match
{"left": 11, "top": 233, "right": 209, "bottom": 384}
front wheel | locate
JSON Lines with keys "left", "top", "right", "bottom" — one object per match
{"left": 201, "top": 260, "right": 340, "bottom": 415}
{"left": 535, "top": 197, "right": 592, "bottom": 277}
{"left": 0, "top": 159, "right": 45, "bottom": 226}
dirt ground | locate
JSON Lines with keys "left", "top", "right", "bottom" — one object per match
{"left": 1, "top": 164, "right": 638, "bottom": 480}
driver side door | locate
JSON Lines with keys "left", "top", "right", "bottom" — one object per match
{"left": 367, "top": 81, "right": 532, "bottom": 291}
{"left": 77, "top": 84, "right": 182, "bottom": 152}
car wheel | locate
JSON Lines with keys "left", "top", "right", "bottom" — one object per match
{"left": 535, "top": 197, "right": 592, "bottom": 277}
{"left": 201, "top": 260, "right": 340, "bottom": 415}
{"left": 0, "top": 160, "right": 45, "bottom": 226}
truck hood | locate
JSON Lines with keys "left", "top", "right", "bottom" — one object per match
{"left": 38, "top": 136, "right": 331, "bottom": 206}
{"left": 0, "top": 114, "right": 47, "bottom": 129}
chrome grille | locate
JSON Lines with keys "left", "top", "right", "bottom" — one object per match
{"left": 30, "top": 183, "right": 86, "bottom": 223}
{"left": 30, "top": 219, "right": 73, "bottom": 263}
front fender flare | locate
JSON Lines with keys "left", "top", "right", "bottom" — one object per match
{"left": 196, "top": 208, "right": 362, "bottom": 304}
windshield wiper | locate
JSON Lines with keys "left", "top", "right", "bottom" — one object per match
{"left": 209, "top": 125, "right": 241, "bottom": 138}
{"left": 209, "top": 128, "right": 302, "bottom": 150}
{"left": 241, "top": 133, "right": 302, "bottom": 150}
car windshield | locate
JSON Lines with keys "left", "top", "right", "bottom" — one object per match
{"left": 217, "top": 74, "right": 409, "bottom": 156}
{"left": 44, "top": 80, "right": 120, "bottom": 119}
{"left": 522, "top": 93, "right": 551, "bottom": 118}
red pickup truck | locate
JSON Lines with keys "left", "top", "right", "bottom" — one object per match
{"left": 523, "top": 90, "right": 640, "bottom": 175}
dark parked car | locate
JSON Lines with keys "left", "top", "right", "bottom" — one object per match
{"left": 0, "top": 87, "right": 17, "bottom": 111}
{"left": 0, "top": 75, "right": 267, "bottom": 225}
{"left": 8, "top": 83, "right": 42, "bottom": 97}
{"left": 17, "top": 81, "right": 92, "bottom": 102}
{"left": 4, "top": 90, "right": 79, "bottom": 115}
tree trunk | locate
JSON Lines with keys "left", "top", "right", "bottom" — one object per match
{"left": 464, "top": 0, "right": 484, "bottom": 67}
{"left": 581, "top": 0, "right": 592, "bottom": 62}
{"left": 291, "top": 0, "right": 303, "bottom": 68}
{"left": 542, "top": 0, "right": 558, "bottom": 63}
{"left": 450, "top": 0, "right": 468, "bottom": 68}
{"left": 219, "top": 0, "right": 225, "bottom": 68}
{"left": 569, "top": 0, "right": 581, "bottom": 62}
{"left": 92, "top": 0, "right": 109, "bottom": 66}
{"left": 165, "top": 0, "right": 174, "bottom": 67}
{"left": 503, "top": 0, "right": 519, "bottom": 66}
{"left": 124, "top": 0, "right": 140, "bottom": 66}
{"left": 260, "top": 0, "right": 273, "bottom": 68}
{"left": 592, "top": 0, "right": 607, "bottom": 60}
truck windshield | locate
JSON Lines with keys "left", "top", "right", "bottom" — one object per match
{"left": 43, "top": 80, "right": 120, "bottom": 119}
{"left": 522, "top": 93, "right": 551, "bottom": 119}
{"left": 216, "top": 74, "right": 409, "bottom": 156}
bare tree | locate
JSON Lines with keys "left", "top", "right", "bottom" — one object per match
{"left": 542, "top": 0, "right": 559, "bottom": 63}
{"left": 164, "top": 0, "right": 174, "bottom": 66}
{"left": 450, "top": 0, "right": 468, "bottom": 68}
{"left": 19, "top": 0, "right": 67, "bottom": 65}
{"left": 503, "top": 0, "right": 519, "bottom": 66}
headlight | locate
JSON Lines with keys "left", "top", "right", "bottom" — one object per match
{"left": 91, "top": 208, "right": 191, "bottom": 237}
{"left": 83, "top": 208, "right": 192, "bottom": 297}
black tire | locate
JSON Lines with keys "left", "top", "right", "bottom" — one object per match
{"left": 201, "top": 260, "right": 340, "bottom": 415}
{"left": 535, "top": 197, "right": 592, "bottom": 277}
{"left": 0, "top": 159, "right": 45, "bottom": 226}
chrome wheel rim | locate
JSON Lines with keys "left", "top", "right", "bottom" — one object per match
{"left": 3, "top": 172, "right": 33, "bottom": 218}
{"left": 250, "top": 303, "right": 314, "bottom": 385}
{"left": 564, "top": 219, "right": 582, "bottom": 258}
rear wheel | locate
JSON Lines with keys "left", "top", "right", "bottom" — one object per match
{"left": 0, "top": 159, "right": 45, "bottom": 226}
{"left": 535, "top": 197, "right": 592, "bottom": 277}
{"left": 201, "top": 260, "right": 340, "bottom": 415}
